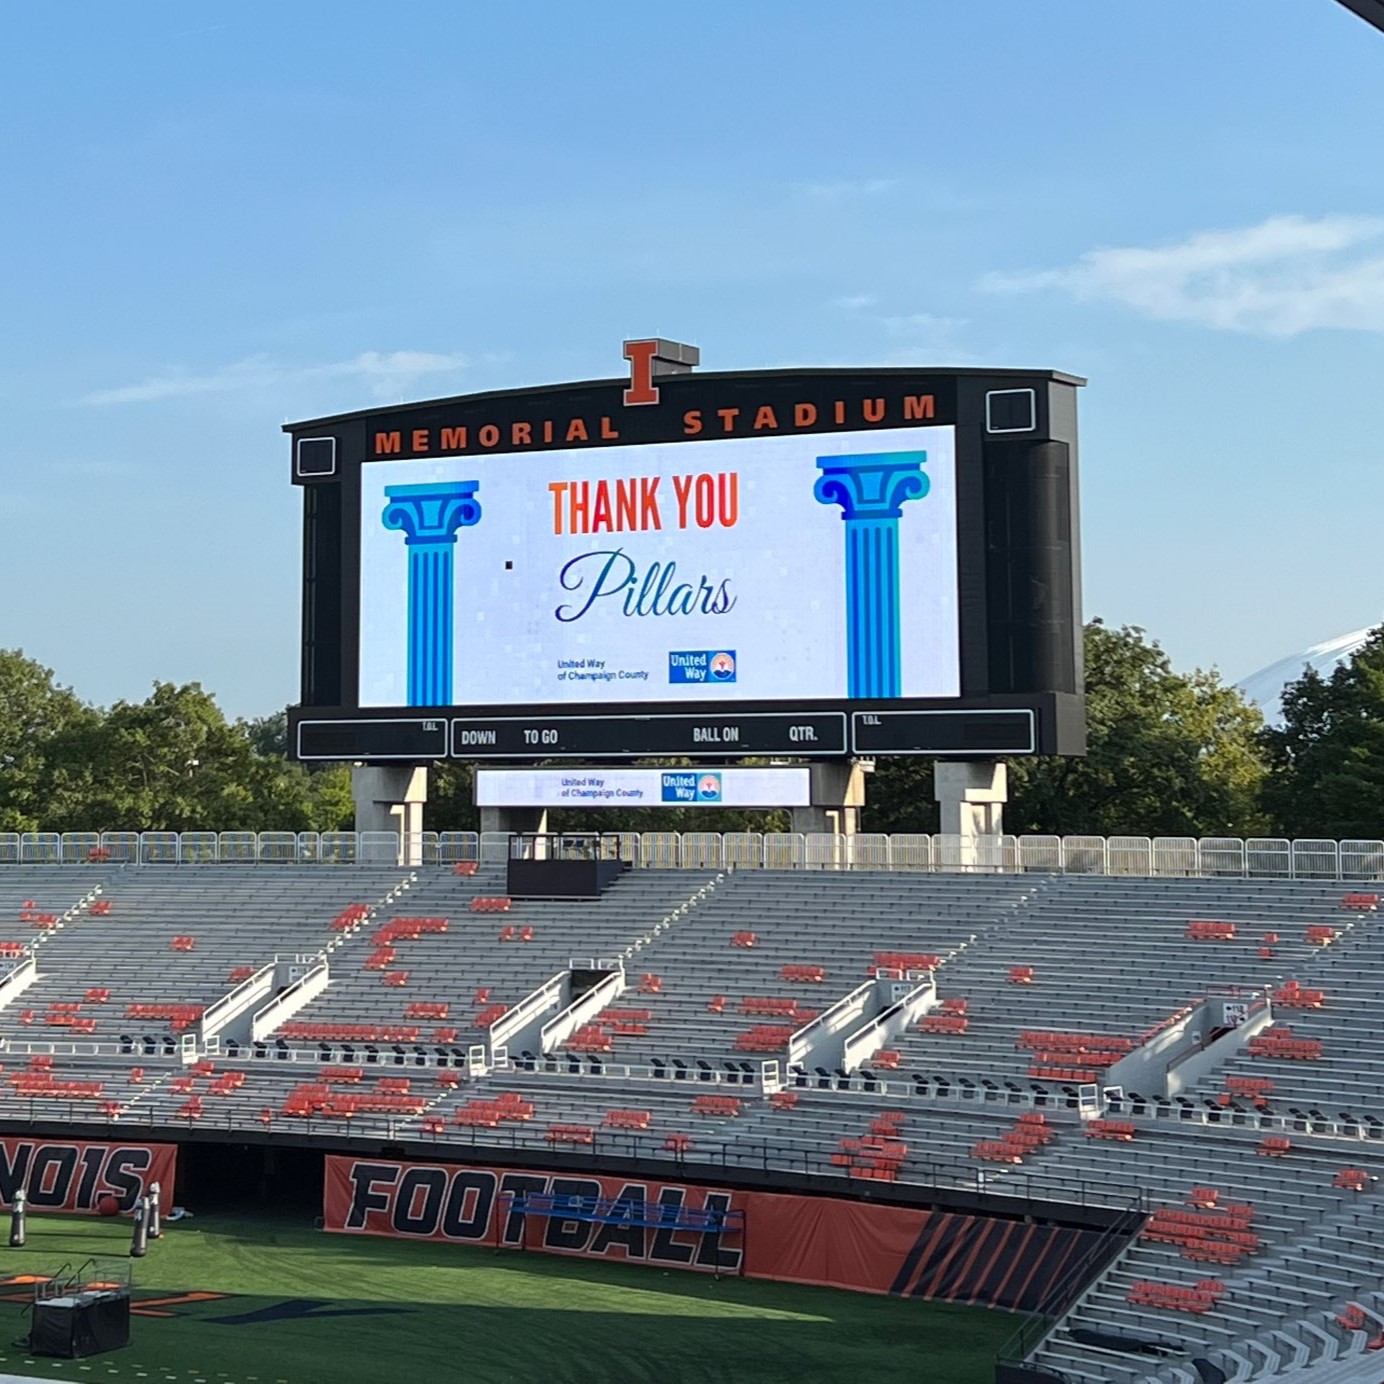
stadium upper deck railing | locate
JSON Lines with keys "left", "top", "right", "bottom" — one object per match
{"left": 2, "top": 829, "right": 1384, "bottom": 878}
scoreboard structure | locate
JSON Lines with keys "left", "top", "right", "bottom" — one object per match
{"left": 286, "top": 345, "right": 1086, "bottom": 764}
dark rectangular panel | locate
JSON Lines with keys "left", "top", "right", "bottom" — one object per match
{"left": 852, "top": 709, "right": 1035, "bottom": 756}
{"left": 296, "top": 718, "right": 447, "bottom": 761}
{"left": 451, "top": 712, "right": 847, "bottom": 759}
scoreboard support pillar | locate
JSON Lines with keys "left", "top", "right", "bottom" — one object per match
{"left": 479, "top": 807, "right": 550, "bottom": 840}
{"left": 352, "top": 764, "right": 428, "bottom": 864}
{"left": 789, "top": 761, "right": 869, "bottom": 838}
{"left": 934, "top": 761, "right": 1007, "bottom": 861}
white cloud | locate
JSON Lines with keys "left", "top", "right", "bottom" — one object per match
{"left": 80, "top": 349, "right": 474, "bottom": 406}
{"left": 980, "top": 214, "right": 1384, "bottom": 336}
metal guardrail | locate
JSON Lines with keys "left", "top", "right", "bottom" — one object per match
{"left": 4, "top": 829, "right": 1384, "bottom": 878}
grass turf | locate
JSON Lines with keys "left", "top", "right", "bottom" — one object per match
{"left": 0, "top": 1213, "right": 1013, "bottom": 1383}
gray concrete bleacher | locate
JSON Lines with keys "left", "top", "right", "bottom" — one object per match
{"left": 604, "top": 871, "right": 1037, "bottom": 1066}
{"left": 0, "top": 864, "right": 1381, "bottom": 1381}
{"left": 269, "top": 865, "right": 716, "bottom": 1056}
{"left": 892, "top": 877, "right": 1350, "bottom": 1096}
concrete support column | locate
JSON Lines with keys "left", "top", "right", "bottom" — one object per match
{"left": 790, "top": 760, "right": 870, "bottom": 838}
{"left": 352, "top": 764, "right": 428, "bottom": 865}
{"left": 478, "top": 807, "right": 550, "bottom": 839}
{"left": 934, "top": 760, "right": 1007, "bottom": 865}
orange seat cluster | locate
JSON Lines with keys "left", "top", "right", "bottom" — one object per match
{"left": 604, "top": 1109, "right": 651, "bottom": 1130}
{"left": 226, "top": 966, "right": 255, "bottom": 983}
{"left": 1141, "top": 1198, "right": 1258, "bottom": 1265}
{"left": 1258, "top": 1136, "right": 1291, "bottom": 1157}
{"left": 1127, "top": 1278, "right": 1225, "bottom": 1314}
{"left": 972, "top": 1112, "right": 1054, "bottom": 1164}
{"left": 89, "top": 900, "right": 112, "bottom": 916}
{"left": 742, "top": 996, "right": 799, "bottom": 1017}
{"left": 1248, "top": 1027, "right": 1323, "bottom": 1061}
{"left": 1275, "top": 980, "right": 1326, "bottom": 1009}
{"left": 1019, "top": 1030, "right": 1131, "bottom": 1083}
{"left": 125, "top": 1003, "right": 203, "bottom": 1032}
{"left": 831, "top": 1111, "right": 907, "bottom": 1180}
{"left": 1334, "top": 1168, "right": 1372, "bottom": 1191}
{"left": 10, "top": 1068, "right": 104, "bottom": 1100}
{"left": 1007, "top": 966, "right": 1035, "bottom": 984}
{"left": 0, "top": 943, "right": 25, "bottom": 959}
{"left": 638, "top": 973, "right": 662, "bottom": 994}
{"left": 470, "top": 897, "right": 512, "bottom": 913}
{"left": 663, "top": 1132, "right": 693, "bottom": 1153}
{"left": 870, "top": 951, "right": 939, "bottom": 976}
{"left": 730, "top": 931, "right": 758, "bottom": 949}
{"left": 382, "top": 971, "right": 409, "bottom": 988}
{"left": 734, "top": 1024, "right": 796, "bottom": 1052}
{"left": 498, "top": 925, "right": 534, "bottom": 942}
{"left": 474, "top": 1003, "right": 507, "bottom": 1029}
{"left": 919, "top": 1013, "right": 969, "bottom": 1035}
{"left": 545, "top": 1123, "right": 595, "bottom": 1145}
{"left": 43, "top": 1003, "right": 96, "bottom": 1034}
{"left": 567, "top": 1024, "right": 613, "bottom": 1052}
{"left": 329, "top": 903, "right": 369, "bottom": 933}
{"left": 1186, "top": 919, "right": 1236, "bottom": 941}
{"left": 170, "top": 936, "right": 195, "bottom": 952}
{"left": 779, "top": 964, "right": 825, "bottom": 983}
{"left": 832, "top": 1138, "right": 907, "bottom": 1181}
{"left": 282, "top": 1076, "right": 428, "bottom": 1118}
{"left": 455, "top": 1093, "right": 535, "bottom": 1126}
{"left": 770, "top": 1090, "right": 799, "bottom": 1111}
{"left": 405, "top": 1001, "right": 449, "bottom": 1021}
{"left": 1306, "top": 924, "right": 1339, "bottom": 945}
{"left": 84, "top": 987, "right": 109, "bottom": 1003}
{"left": 321, "top": 1066, "right": 364, "bottom": 1083}
{"left": 1085, "top": 1119, "right": 1136, "bottom": 1141}
{"left": 452, "top": 860, "right": 479, "bottom": 876}
{"left": 376, "top": 916, "right": 448, "bottom": 942}
{"left": 872, "top": 1050, "right": 901, "bottom": 1069}
{"left": 1340, "top": 892, "right": 1379, "bottom": 911}
{"left": 691, "top": 1094, "right": 742, "bottom": 1117}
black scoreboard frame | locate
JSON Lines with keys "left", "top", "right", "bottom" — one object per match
{"left": 285, "top": 363, "right": 1086, "bottom": 764}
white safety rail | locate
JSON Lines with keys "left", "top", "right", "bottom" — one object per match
{"left": 2, "top": 828, "right": 1381, "bottom": 878}
{"left": 3, "top": 829, "right": 1384, "bottom": 878}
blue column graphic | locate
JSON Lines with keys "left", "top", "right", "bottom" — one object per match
{"left": 813, "top": 453, "right": 928, "bottom": 698}
{"left": 382, "top": 481, "right": 482, "bottom": 706}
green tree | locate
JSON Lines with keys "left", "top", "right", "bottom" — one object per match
{"left": 866, "top": 621, "right": 1268, "bottom": 838}
{"left": 1260, "top": 626, "right": 1384, "bottom": 839}
{"left": 0, "top": 649, "right": 99, "bottom": 830}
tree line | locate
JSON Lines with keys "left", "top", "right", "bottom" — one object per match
{"left": 0, "top": 619, "right": 1378, "bottom": 840}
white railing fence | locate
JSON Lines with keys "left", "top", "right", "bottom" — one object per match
{"left": 2, "top": 829, "right": 1383, "bottom": 878}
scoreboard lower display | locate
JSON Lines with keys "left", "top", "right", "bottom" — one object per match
{"left": 287, "top": 346, "right": 1086, "bottom": 764}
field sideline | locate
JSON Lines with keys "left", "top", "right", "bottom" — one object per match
{"left": 0, "top": 1213, "right": 1013, "bottom": 1383}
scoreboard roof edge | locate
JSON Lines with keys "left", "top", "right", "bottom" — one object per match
{"left": 283, "top": 364, "right": 1086, "bottom": 433}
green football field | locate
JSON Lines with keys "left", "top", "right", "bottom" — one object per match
{"left": 0, "top": 1212, "right": 1013, "bottom": 1384}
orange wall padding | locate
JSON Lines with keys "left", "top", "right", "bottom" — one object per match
{"left": 324, "top": 1155, "right": 1099, "bottom": 1310}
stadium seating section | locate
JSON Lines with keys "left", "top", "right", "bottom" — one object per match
{"left": 7, "top": 859, "right": 1384, "bottom": 1381}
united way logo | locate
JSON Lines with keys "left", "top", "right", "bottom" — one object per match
{"left": 697, "top": 773, "right": 723, "bottom": 802}
{"left": 669, "top": 650, "right": 736, "bottom": 685}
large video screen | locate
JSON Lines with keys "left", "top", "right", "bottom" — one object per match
{"left": 357, "top": 426, "right": 960, "bottom": 709}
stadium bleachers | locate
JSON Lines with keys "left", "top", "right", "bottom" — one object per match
{"left": 3, "top": 858, "right": 1384, "bottom": 1380}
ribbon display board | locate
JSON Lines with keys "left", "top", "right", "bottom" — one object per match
{"left": 0, "top": 1138, "right": 176, "bottom": 1213}
{"left": 324, "top": 1156, "right": 1099, "bottom": 1310}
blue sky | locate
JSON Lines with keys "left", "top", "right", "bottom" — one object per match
{"left": 2, "top": 0, "right": 1382, "bottom": 718}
